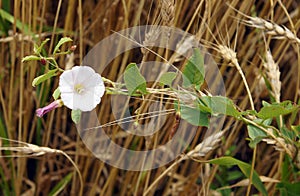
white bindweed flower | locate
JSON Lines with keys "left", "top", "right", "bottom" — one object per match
{"left": 59, "top": 66, "right": 105, "bottom": 111}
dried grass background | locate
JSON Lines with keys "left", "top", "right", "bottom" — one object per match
{"left": 0, "top": 0, "right": 300, "bottom": 195}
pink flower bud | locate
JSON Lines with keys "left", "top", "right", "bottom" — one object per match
{"left": 70, "top": 45, "right": 77, "bottom": 51}
{"left": 36, "top": 100, "right": 63, "bottom": 117}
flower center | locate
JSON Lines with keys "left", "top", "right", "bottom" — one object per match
{"left": 74, "top": 84, "right": 85, "bottom": 94}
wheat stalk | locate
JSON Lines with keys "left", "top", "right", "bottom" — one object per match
{"left": 198, "top": 20, "right": 255, "bottom": 110}
{"left": 218, "top": 44, "right": 255, "bottom": 110}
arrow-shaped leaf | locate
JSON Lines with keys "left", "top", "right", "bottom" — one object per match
{"left": 182, "top": 48, "right": 205, "bottom": 90}
{"left": 124, "top": 63, "right": 147, "bottom": 95}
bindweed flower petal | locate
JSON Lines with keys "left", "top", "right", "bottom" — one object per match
{"left": 59, "top": 66, "right": 105, "bottom": 111}
{"left": 36, "top": 99, "right": 63, "bottom": 117}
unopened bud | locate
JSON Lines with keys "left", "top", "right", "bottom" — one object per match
{"left": 40, "top": 58, "right": 47, "bottom": 65}
{"left": 175, "top": 112, "right": 181, "bottom": 122}
{"left": 70, "top": 45, "right": 77, "bottom": 52}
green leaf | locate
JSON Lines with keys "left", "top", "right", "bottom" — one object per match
{"left": 209, "top": 156, "right": 267, "bottom": 196}
{"left": 34, "top": 38, "right": 50, "bottom": 55}
{"left": 174, "top": 95, "right": 240, "bottom": 126}
{"left": 226, "top": 170, "right": 244, "bottom": 181}
{"left": 124, "top": 63, "right": 147, "bottom": 95}
{"left": 0, "top": 9, "right": 31, "bottom": 34}
{"left": 258, "top": 101, "right": 299, "bottom": 119}
{"left": 280, "top": 126, "right": 296, "bottom": 140}
{"left": 200, "top": 96, "right": 241, "bottom": 118}
{"left": 242, "top": 109, "right": 258, "bottom": 117}
{"left": 247, "top": 124, "right": 267, "bottom": 148}
{"left": 159, "top": 72, "right": 177, "bottom": 86}
{"left": 247, "top": 118, "right": 271, "bottom": 148}
{"left": 52, "top": 88, "right": 60, "bottom": 100}
{"left": 276, "top": 182, "right": 300, "bottom": 196}
{"left": 32, "top": 69, "right": 58, "bottom": 87}
{"left": 53, "top": 37, "right": 73, "bottom": 54}
{"left": 182, "top": 48, "right": 205, "bottom": 90}
{"left": 175, "top": 101, "right": 210, "bottom": 127}
{"left": 0, "top": 165, "right": 10, "bottom": 196}
{"left": 0, "top": 14, "right": 9, "bottom": 36}
{"left": 49, "top": 172, "right": 73, "bottom": 196}
{"left": 22, "top": 55, "right": 41, "bottom": 62}
{"left": 281, "top": 155, "right": 292, "bottom": 182}
{"left": 291, "top": 125, "right": 300, "bottom": 134}
{"left": 71, "top": 109, "right": 81, "bottom": 124}
{"left": 248, "top": 124, "right": 267, "bottom": 140}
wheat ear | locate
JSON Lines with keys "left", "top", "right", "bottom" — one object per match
{"left": 227, "top": 3, "right": 300, "bottom": 45}
{"left": 160, "top": 0, "right": 175, "bottom": 26}
{"left": 243, "top": 17, "right": 300, "bottom": 44}
{"left": 0, "top": 137, "right": 84, "bottom": 196}
{"left": 187, "top": 131, "right": 224, "bottom": 158}
{"left": 143, "top": 131, "right": 224, "bottom": 195}
{"left": 263, "top": 49, "right": 281, "bottom": 102}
